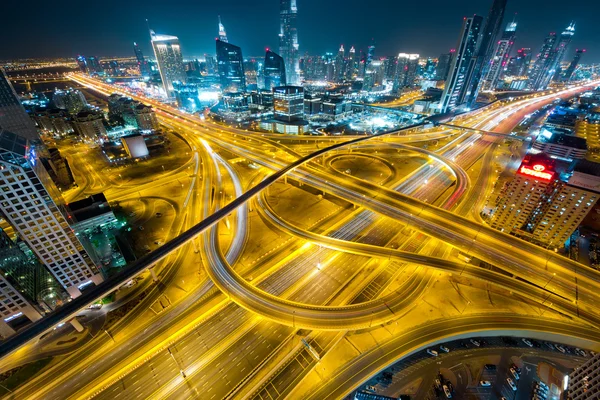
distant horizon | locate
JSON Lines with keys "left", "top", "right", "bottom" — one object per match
{"left": 3, "top": 0, "right": 600, "bottom": 63}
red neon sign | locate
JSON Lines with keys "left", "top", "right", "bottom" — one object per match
{"left": 519, "top": 164, "right": 553, "bottom": 180}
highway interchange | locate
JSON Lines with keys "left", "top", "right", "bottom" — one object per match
{"left": 2, "top": 76, "right": 600, "bottom": 400}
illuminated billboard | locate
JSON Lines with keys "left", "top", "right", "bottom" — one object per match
{"left": 518, "top": 163, "right": 554, "bottom": 181}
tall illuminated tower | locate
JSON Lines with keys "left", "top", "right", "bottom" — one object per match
{"left": 440, "top": 16, "right": 483, "bottom": 113}
{"left": 528, "top": 32, "right": 558, "bottom": 90}
{"left": 279, "top": 0, "right": 299, "bottom": 85}
{"left": 561, "top": 49, "right": 585, "bottom": 82}
{"left": 216, "top": 39, "right": 246, "bottom": 93}
{"left": 481, "top": 20, "right": 517, "bottom": 91}
{"left": 346, "top": 46, "right": 356, "bottom": 80}
{"left": 547, "top": 23, "right": 576, "bottom": 84}
{"left": 133, "top": 42, "right": 150, "bottom": 77}
{"left": 465, "top": 0, "right": 508, "bottom": 106}
{"left": 218, "top": 15, "right": 228, "bottom": 43}
{"left": 150, "top": 29, "right": 187, "bottom": 97}
{"left": 264, "top": 49, "right": 286, "bottom": 90}
{"left": 335, "top": 45, "right": 345, "bottom": 82}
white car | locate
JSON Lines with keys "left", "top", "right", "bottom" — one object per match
{"left": 440, "top": 345, "right": 450, "bottom": 353}
{"left": 556, "top": 345, "right": 566, "bottom": 353}
{"left": 507, "top": 377, "right": 517, "bottom": 391}
{"left": 575, "top": 348, "right": 587, "bottom": 357}
{"left": 443, "top": 385, "right": 452, "bottom": 398}
{"left": 479, "top": 380, "right": 491, "bottom": 387}
{"left": 522, "top": 338, "right": 533, "bottom": 347}
{"left": 365, "top": 385, "right": 376, "bottom": 392}
{"left": 510, "top": 367, "right": 520, "bottom": 380}
{"left": 427, "top": 349, "right": 439, "bottom": 357}
{"left": 470, "top": 339, "right": 481, "bottom": 347}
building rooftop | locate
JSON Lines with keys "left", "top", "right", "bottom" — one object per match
{"left": 67, "top": 193, "right": 112, "bottom": 223}
{"left": 539, "top": 133, "right": 587, "bottom": 150}
{"left": 574, "top": 159, "right": 600, "bottom": 177}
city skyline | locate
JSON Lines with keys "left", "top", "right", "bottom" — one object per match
{"left": 2, "top": 0, "right": 600, "bottom": 62}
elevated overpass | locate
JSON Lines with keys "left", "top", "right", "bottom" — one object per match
{"left": 439, "top": 123, "right": 529, "bottom": 141}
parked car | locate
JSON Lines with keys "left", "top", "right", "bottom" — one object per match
{"left": 440, "top": 345, "right": 450, "bottom": 353}
{"left": 479, "top": 381, "right": 491, "bottom": 387}
{"left": 427, "top": 349, "right": 439, "bottom": 357}
{"left": 507, "top": 378, "right": 517, "bottom": 391}
{"left": 522, "top": 338, "right": 533, "bottom": 347}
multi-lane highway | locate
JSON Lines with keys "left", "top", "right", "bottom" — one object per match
{"left": 4, "top": 74, "right": 600, "bottom": 400}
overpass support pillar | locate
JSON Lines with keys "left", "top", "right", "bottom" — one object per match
{"left": 149, "top": 267, "right": 159, "bottom": 282}
{"left": 70, "top": 318, "right": 84, "bottom": 332}
{"left": 0, "top": 322, "right": 16, "bottom": 339}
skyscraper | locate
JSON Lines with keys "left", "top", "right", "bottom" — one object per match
{"left": 150, "top": 30, "right": 187, "bottom": 97}
{"left": 76, "top": 55, "right": 88, "bottom": 74}
{"left": 279, "top": 0, "right": 299, "bottom": 85}
{"left": 133, "top": 42, "right": 150, "bottom": 78}
{"left": 0, "top": 68, "right": 39, "bottom": 142}
{"left": 264, "top": 49, "right": 286, "bottom": 90}
{"left": 440, "top": 16, "right": 484, "bottom": 113}
{"left": 392, "top": 53, "right": 419, "bottom": 94}
{"left": 86, "top": 56, "right": 102, "bottom": 75}
{"left": 491, "top": 155, "right": 600, "bottom": 247}
{"left": 335, "top": 45, "right": 345, "bottom": 82}
{"left": 435, "top": 50, "right": 454, "bottom": 81}
{"left": 508, "top": 47, "right": 532, "bottom": 76}
{"left": 528, "top": 31, "right": 559, "bottom": 90}
{"left": 0, "top": 130, "right": 103, "bottom": 298}
{"left": 216, "top": 40, "right": 246, "bottom": 93}
{"left": 465, "top": 0, "right": 508, "bottom": 106}
{"left": 481, "top": 20, "right": 517, "bottom": 91}
{"left": 346, "top": 46, "right": 357, "bottom": 80}
{"left": 548, "top": 23, "right": 576, "bottom": 84}
{"left": 566, "top": 351, "right": 600, "bottom": 399}
{"left": 365, "top": 43, "right": 376, "bottom": 76}
{"left": 561, "top": 49, "right": 585, "bottom": 82}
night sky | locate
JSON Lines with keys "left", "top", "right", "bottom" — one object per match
{"left": 3, "top": 0, "right": 600, "bottom": 62}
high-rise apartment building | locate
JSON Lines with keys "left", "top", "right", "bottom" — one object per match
{"left": 527, "top": 24, "right": 575, "bottom": 91}
{"left": 76, "top": 56, "right": 88, "bottom": 74}
{"left": 72, "top": 110, "right": 107, "bottom": 142}
{"left": 216, "top": 39, "right": 246, "bottom": 93}
{"left": 279, "top": 0, "right": 299, "bottom": 85}
{"left": 481, "top": 21, "right": 517, "bottom": 91}
{"left": 0, "top": 130, "right": 103, "bottom": 298}
{"left": 133, "top": 42, "right": 151, "bottom": 77}
{"left": 264, "top": 50, "right": 287, "bottom": 90}
{"left": 346, "top": 46, "right": 357, "bottom": 80}
{"left": 507, "top": 47, "right": 532, "bottom": 76}
{"left": 531, "top": 160, "right": 599, "bottom": 246}
{"left": 491, "top": 155, "right": 560, "bottom": 236}
{"left": 561, "top": 49, "right": 585, "bottom": 82}
{"left": 335, "top": 45, "right": 345, "bottom": 82}
{"left": 52, "top": 88, "right": 88, "bottom": 115}
{"left": 86, "top": 56, "right": 102, "bottom": 75}
{"left": 392, "top": 53, "right": 419, "bottom": 94}
{"left": 440, "top": 16, "right": 483, "bottom": 113}
{"left": 0, "top": 68, "right": 39, "bottom": 142}
{"left": 435, "top": 51, "right": 454, "bottom": 81}
{"left": 548, "top": 23, "right": 576, "bottom": 84}
{"left": 465, "top": 0, "right": 508, "bottom": 106}
{"left": 566, "top": 351, "right": 600, "bottom": 399}
{"left": 491, "top": 155, "right": 600, "bottom": 247}
{"left": 150, "top": 30, "right": 187, "bottom": 97}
